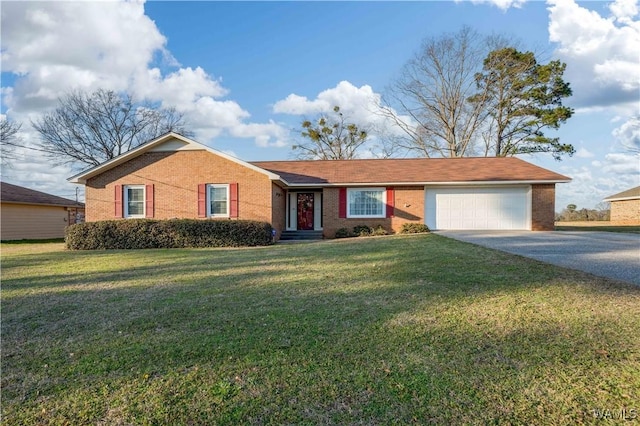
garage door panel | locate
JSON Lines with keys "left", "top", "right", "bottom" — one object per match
{"left": 426, "top": 187, "right": 530, "bottom": 230}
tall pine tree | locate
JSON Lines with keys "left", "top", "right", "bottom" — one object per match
{"left": 472, "top": 48, "right": 574, "bottom": 160}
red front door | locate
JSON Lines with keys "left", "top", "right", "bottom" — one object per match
{"left": 297, "top": 193, "right": 314, "bottom": 230}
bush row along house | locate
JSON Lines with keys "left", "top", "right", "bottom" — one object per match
{"left": 1, "top": 182, "right": 85, "bottom": 241}
{"left": 68, "top": 133, "right": 571, "bottom": 239}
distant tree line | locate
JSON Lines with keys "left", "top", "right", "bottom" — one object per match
{"left": 555, "top": 203, "right": 610, "bottom": 222}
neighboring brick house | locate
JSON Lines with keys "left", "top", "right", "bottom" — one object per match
{"left": 68, "top": 133, "right": 571, "bottom": 239}
{"left": 1, "top": 182, "right": 85, "bottom": 240}
{"left": 604, "top": 186, "right": 640, "bottom": 225}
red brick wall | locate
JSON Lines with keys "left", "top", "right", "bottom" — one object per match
{"left": 85, "top": 150, "right": 274, "bottom": 223}
{"left": 322, "top": 186, "right": 426, "bottom": 238}
{"left": 271, "top": 183, "right": 287, "bottom": 238}
{"left": 391, "top": 187, "right": 426, "bottom": 231}
{"left": 322, "top": 184, "right": 557, "bottom": 235}
{"left": 87, "top": 150, "right": 561, "bottom": 235}
{"left": 531, "top": 184, "right": 556, "bottom": 231}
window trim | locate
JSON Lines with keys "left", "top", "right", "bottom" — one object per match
{"left": 347, "top": 187, "right": 386, "bottom": 218}
{"left": 207, "top": 183, "right": 230, "bottom": 217}
{"left": 124, "top": 185, "right": 145, "bottom": 218}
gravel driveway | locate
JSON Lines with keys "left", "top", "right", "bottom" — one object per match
{"left": 438, "top": 231, "right": 640, "bottom": 286}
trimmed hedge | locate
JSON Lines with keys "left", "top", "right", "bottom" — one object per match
{"left": 65, "top": 219, "right": 274, "bottom": 250}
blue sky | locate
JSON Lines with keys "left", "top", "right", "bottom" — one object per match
{"left": 1, "top": 0, "right": 639, "bottom": 209}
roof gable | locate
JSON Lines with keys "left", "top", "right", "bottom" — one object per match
{"left": 251, "top": 157, "right": 571, "bottom": 186}
{"left": 68, "top": 132, "right": 281, "bottom": 184}
{"left": 1, "top": 182, "right": 83, "bottom": 207}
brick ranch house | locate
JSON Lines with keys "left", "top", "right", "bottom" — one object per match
{"left": 68, "top": 133, "right": 571, "bottom": 239}
{"left": 603, "top": 185, "right": 640, "bottom": 225}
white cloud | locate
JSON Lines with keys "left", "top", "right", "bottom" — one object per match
{"left": 609, "top": 0, "right": 639, "bottom": 24}
{"left": 456, "top": 0, "right": 527, "bottom": 11}
{"left": 547, "top": 0, "right": 640, "bottom": 112}
{"left": 274, "top": 81, "right": 380, "bottom": 119}
{"left": 273, "top": 80, "right": 413, "bottom": 142}
{"left": 273, "top": 94, "right": 330, "bottom": 115}
{"left": 575, "top": 147, "right": 595, "bottom": 158}
{"left": 612, "top": 116, "right": 640, "bottom": 153}
{"left": 1, "top": 1, "right": 289, "bottom": 149}
{"left": 1, "top": 1, "right": 166, "bottom": 113}
{"left": 602, "top": 152, "right": 640, "bottom": 175}
{"left": 545, "top": 0, "right": 640, "bottom": 209}
{"left": 0, "top": 129, "right": 82, "bottom": 200}
{"left": 134, "top": 67, "right": 229, "bottom": 108}
{"left": 1, "top": 0, "right": 292, "bottom": 198}
{"left": 230, "top": 121, "right": 289, "bottom": 148}
{"left": 132, "top": 66, "right": 290, "bottom": 146}
{"left": 555, "top": 158, "right": 639, "bottom": 209}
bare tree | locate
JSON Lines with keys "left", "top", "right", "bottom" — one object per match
{"left": 382, "top": 28, "right": 545, "bottom": 158}
{"left": 293, "top": 106, "right": 369, "bottom": 160}
{"left": 32, "top": 88, "right": 191, "bottom": 168}
{"left": 0, "top": 117, "right": 23, "bottom": 166}
{"left": 382, "top": 27, "right": 500, "bottom": 158}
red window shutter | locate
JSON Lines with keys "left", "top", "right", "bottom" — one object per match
{"left": 114, "top": 185, "right": 123, "bottom": 218}
{"left": 145, "top": 184, "right": 154, "bottom": 218}
{"left": 229, "top": 183, "right": 239, "bottom": 218}
{"left": 386, "top": 187, "right": 395, "bottom": 218}
{"left": 339, "top": 188, "right": 347, "bottom": 218}
{"left": 197, "top": 184, "right": 206, "bottom": 217}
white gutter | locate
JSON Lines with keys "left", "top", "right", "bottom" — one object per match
{"left": 281, "top": 179, "right": 571, "bottom": 188}
{"left": 603, "top": 195, "right": 640, "bottom": 202}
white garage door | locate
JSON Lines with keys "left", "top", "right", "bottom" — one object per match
{"left": 425, "top": 187, "right": 530, "bottom": 230}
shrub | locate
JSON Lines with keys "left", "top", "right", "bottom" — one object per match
{"left": 66, "top": 219, "right": 274, "bottom": 250}
{"left": 335, "top": 228, "right": 352, "bottom": 239}
{"left": 399, "top": 223, "right": 430, "bottom": 234}
{"left": 371, "top": 225, "right": 389, "bottom": 236}
{"left": 353, "top": 225, "right": 373, "bottom": 237}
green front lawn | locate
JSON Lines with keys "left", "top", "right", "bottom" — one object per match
{"left": 2, "top": 235, "right": 639, "bottom": 424}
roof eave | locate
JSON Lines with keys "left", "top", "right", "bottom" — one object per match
{"left": 603, "top": 195, "right": 640, "bottom": 202}
{"left": 283, "top": 179, "right": 571, "bottom": 187}
{"left": 1, "top": 200, "right": 85, "bottom": 208}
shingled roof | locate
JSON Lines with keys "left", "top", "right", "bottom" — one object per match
{"left": 604, "top": 185, "right": 640, "bottom": 202}
{"left": 252, "top": 157, "right": 570, "bottom": 186}
{"left": 1, "top": 182, "right": 84, "bottom": 207}
{"left": 67, "top": 133, "right": 570, "bottom": 187}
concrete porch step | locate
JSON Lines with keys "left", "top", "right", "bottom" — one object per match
{"left": 280, "top": 230, "right": 324, "bottom": 241}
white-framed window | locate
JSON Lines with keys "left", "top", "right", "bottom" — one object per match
{"left": 124, "top": 185, "right": 145, "bottom": 218}
{"left": 208, "top": 184, "right": 229, "bottom": 217}
{"left": 347, "top": 187, "right": 386, "bottom": 218}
